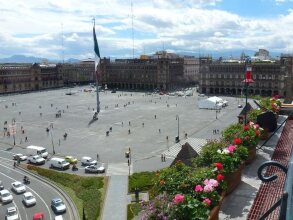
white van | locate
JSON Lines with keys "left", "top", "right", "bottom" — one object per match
{"left": 26, "top": 146, "right": 48, "bottom": 158}
{"left": 50, "top": 158, "right": 70, "bottom": 170}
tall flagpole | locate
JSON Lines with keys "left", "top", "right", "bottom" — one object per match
{"left": 93, "top": 18, "right": 100, "bottom": 118}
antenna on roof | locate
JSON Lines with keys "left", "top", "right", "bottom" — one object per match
{"left": 61, "top": 23, "right": 64, "bottom": 63}
{"left": 131, "top": 1, "right": 134, "bottom": 59}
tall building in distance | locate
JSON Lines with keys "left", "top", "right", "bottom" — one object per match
{"left": 99, "top": 51, "right": 202, "bottom": 91}
{"left": 0, "top": 63, "right": 63, "bottom": 94}
{"left": 198, "top": 55, "right": 289, "bottom": 98}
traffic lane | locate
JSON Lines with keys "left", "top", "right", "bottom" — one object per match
{"left": 0, "top": 159, "right": 73, "bottom": 220}
{"left": 0, "top": 160, "right": 52, "bottom": 220}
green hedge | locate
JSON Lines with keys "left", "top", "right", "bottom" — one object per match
{"left": 27, "top": 165, "right": 104, "bottom": 220}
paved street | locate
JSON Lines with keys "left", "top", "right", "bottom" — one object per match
{"left": 0, "top": 87, "right": 244, "bottom": 174}
{"left": 0, "top": 154, "right": 76, "bottom": 220}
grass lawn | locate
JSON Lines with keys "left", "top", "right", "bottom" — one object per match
{"left": 128, "top": 171, "right": 157, "bottom": 193}
{"left": 26, "top": 165, "right": 106, "bottom": 220}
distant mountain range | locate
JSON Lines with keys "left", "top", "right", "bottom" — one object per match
{"left": 0, "top": 55, "right": 80, "bottom": 64}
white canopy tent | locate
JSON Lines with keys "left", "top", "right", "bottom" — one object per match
{"left": 198, "top": 96, "right": 227, "bottom": 109}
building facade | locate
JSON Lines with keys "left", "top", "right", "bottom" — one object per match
{"left": 61, "top": 61, "right": 95, "bottom": 85}
{"left": 99, "top": 58, "right": 186, "bottom": 90}
{"left": 0, "top": 63, "right": 63, "bottom": 94}
{"left": 281, "top": 55, "right": 293, "bottom": 103}
{"left": 199, "top": 61, "right": 286, "bottom": 97}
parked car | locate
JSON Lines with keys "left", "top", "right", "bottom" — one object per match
{"left": 12, "top": 154, "right": 27, "bottom": 161}
{"left": 81, "top": 156, "right": 97, "bottom": 166}
{"left": 51, "top": 198, "right": 66, "bottom": 214}
{"left": 85, "top": 164, "right": 105, "bottom": 174}
{"left": 11, "top": 181, "right": 26, "bottom": 194}
{"left": 28, "top": 155, "right": 45, "bottom": 165}
{"left": 22, "top": 192, "right": 36, "bottom": 206}
{"left": 5, "top": 206, "right": 19, "bottom": 220}
{"left": 0, "top": 189, "right": 13, "bottom": 203}
{"left": 0, "top": 180, "right": 4, "bottom": 190}
{"left": 33, "top": 212, "right": 44, "bottom": 220}
{"left": 65, "top": 156, "right": 78, "bottom": 164}
{"left": 50, "top": 158, "right": 70, "bottom": 170}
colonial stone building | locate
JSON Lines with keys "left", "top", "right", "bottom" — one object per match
{"left": 281, "top": 55, "right": 293, "bottom": 103}
{"left": 199, "top": 61, "right": 286, "bottom": 97}
{"left": 99, "top": 58, "right": 186, "bottom": 90}
{"left": 61, "top": 60, "right": 95, "bottom": 85}
{"left": 0, "top": 63, "right": 63, "bottom": 94}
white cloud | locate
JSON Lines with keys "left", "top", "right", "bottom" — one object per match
{"left": 0, "top": 0, "right": 292, "bottom": 59}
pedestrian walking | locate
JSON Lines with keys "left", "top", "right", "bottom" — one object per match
{"left": 58, "top": 139, "right": 60, "bottom": 146}
{"left": 128, "top": 129, "right": 131, "bottom": 134}
{"left": 163, "top": 154, "right": 166, "bottom": 162}
{"left": 129, "top": 121, "right": 131, "bottom": 126}
{"left": 97, "top": 153, "right": 99, "bottom": 161}
{"left": 142, "top": 122, "right": 144, "bottom": 127}
{"left": 166, "top": 136, "right": 169, "bottom": 140}
{"left": 154, "top": 115, "right": 157, "bottom": 119}
{"left": 25, "top": 137, "right": 28, "bottom": 142}
{"left": 22, "top": 130, "right": 24, "bottom": 134}
{"left": 159, "top": 129, "right": 161, "bottom": 133}
{"left": 161, "top": 154, "right": 163, "bottom": 162}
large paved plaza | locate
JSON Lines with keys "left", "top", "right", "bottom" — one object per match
{"left": 0, "top": 87, "right": 244, "bottom": 174}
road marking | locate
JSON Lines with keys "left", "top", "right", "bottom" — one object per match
{"left": 21, "top": 205, "right": 28, "bottom": 220}
{"left": 0, "top": 163, "right": 52, "bottom": 220}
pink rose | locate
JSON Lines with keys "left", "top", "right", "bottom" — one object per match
{"left": 204, "top": 184, "right": 214, "bottom": 192}
{"left": 203, "top": 198, "right": 211, "bottom": 206}
{"left": 208, "top": 179, "right": 218, "bottom": 187}
{"left": 173, "top": 194, "right": 184, "bottom": 204}
{"left": 227, "top": 145, "right": 236, "bottom": 153}
{"left": 195, "top": 185, "right": 203, "bottom": 192}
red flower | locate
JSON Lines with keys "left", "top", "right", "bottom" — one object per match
{"left": 255, "top": 130, "right": 260, "bottom": 136}
{"left": 234, "top": 138, "right": 242, "bottom": 145}
{"left": 216, "top": 174, "right": 224, "bottom": 181}
{"left": 215, "top": 162, "right": 223, "bottom": 170}
{"left": 243, "top": 125, "right": 249, "bottom": 131}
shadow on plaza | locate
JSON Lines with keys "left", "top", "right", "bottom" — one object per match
{"left": 87, "top": 117, "right": 99, "bottom": 127}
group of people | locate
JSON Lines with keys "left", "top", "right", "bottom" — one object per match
{"left": 213, "top": 129, "right": 220, "bottom": 134}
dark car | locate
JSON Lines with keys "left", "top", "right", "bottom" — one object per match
{"left": 0, "top": 181, "right": 3, "bottom": 190}
{"left": 85, "top": 164, "right": 105, "bottom": 174}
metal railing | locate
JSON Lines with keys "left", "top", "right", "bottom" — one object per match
{"left": 257, "top": 153, "right": 293, "bottom": 219}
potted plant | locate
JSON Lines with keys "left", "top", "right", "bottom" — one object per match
{"left": 142, "top": 162, "right": 224, "bottom": 220}
{"left": 193, "top": 140, "right": 248, "bottom": 194}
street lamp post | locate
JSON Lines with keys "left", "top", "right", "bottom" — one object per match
{"left": 175, "top": 115, "right": 180, "bottom": 143}
{"left": 10, "top": 120, "right": 16, "bottom": 146}
{"left": 127, "top": 147, "right": 131, "bottom": 176}
{"left": 49, "top": 128, "right": 55, "bottom": 155}
{"left": 242, "top": 59, "right": 254, "bottom": 124}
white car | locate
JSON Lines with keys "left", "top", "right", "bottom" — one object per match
{"left": 0, "top": 189, "right": 13, "bottom": 203}
{"left": 11, "top": 181, "right": 26, "bottom": 194}
{"left": 13, "top": 154, "right": 27, "bottom": 161}
{"left": 55, "top": 216, "right": 64, "bottom": 220}
{"left": 5, "top": 206, "right": 19, "bottom": 220}
{"left": 81, "top": 156, "right": 97, "bottom": 166}
{"left": 22, "top": 192, "right": 36, "bottom": 206}
{"left": 28, "top": 155, "right": 45, "bottom": 165}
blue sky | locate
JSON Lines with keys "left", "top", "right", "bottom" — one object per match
{"left": 0, "top": 0, "right": 292, "bottom": 60}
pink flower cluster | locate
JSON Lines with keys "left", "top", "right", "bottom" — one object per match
{"left": 195, "top": 179, "right": 219, "bottom": 193}
{"left": 173, "top": 194, "right": 184, "bottom": 204}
